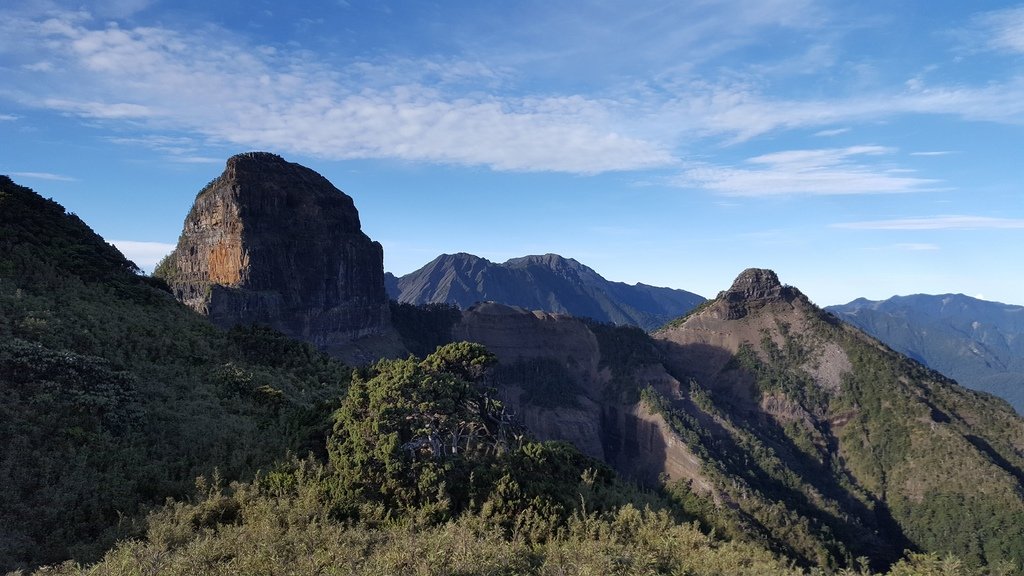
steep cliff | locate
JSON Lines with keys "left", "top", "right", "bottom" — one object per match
{"left": 453, "top": 302, "right": 704, "bottom": 487}
{"left": 157, "top": 152, "right": 400, "bottom": 361}
{"left": 454, "top": 269, "right": 1024, "bottom": 569}
{"left": 0, "top": 175, "right": 353, "bottom": 570}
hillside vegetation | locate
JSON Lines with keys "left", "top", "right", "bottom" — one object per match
{"left": 653, "top": 271, "right": 1024, "bottom": 571}
{"left": 827, "top": 295, "right": 1024, "bottom": 413}
{"left": 0, "top": 176, "right": 350, "bottom": 570}
{"left": 3, "top": 176, "right": 1021, "bottom": 576}
{"left": 19, "top": 344, "right": 1000, "bottom": 576}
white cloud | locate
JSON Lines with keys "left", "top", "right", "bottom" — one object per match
{"left": 9, "top": 171, "right": 76, "bottom": 181}
{"left": 893, "top": 243, "right": 940, "bottom": 251}
{"left": 0, "top": 114, "right": 16, "bottom": 121}
{"left": 910, "top": 151, "right": 956, "bottom": 157}
{"left": 833, "top": 216, "right": 1024, "bottom": 230}
{"left": 654, "top": 78, "right": 1024, "bottom": 145}
{"left": 1, "top": 12, "right": 673, "bottom": 175}
{"left": 972, "top": 6, "right": 1024, "bottom": 54}
{"left": 4, "top": 6, "right": 1024, "bottom": 176}
{"left": 109, "top": 240, "right": 175, "bottom": 270}
{"left": 42, "top": 98, "right": 153, "bottom": 119}
{"left": 677, "top": 145, "right": 937, "bottom": 196}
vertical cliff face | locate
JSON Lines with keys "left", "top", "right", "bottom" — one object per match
{"left": 158, "top": 152, "right": 394, "bottom": 358}
{"left": 452, "top": 302, "right": 704, "bottom": 487}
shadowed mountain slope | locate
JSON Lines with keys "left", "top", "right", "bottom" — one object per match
{"left": 827, "top": 294, "right": 1024, "bottom": 413}
{"left": 0, "top": 175, "right": 351, "bottom": 571}
{"left": 425, "top": 268, "right": 1024, "bottom": 570}
{"left": 387, "top": 252, "right": 705, "bottom": 331}
{"left": 652, "top": 269, "right": 1024, "bottom": 569}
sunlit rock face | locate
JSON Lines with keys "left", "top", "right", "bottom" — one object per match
{"left": 159, "top": 152, "right": 392, "bottom": 356}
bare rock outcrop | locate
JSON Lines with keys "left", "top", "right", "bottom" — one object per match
{"left": 157, "top": 152, "right": 399, "bottom": 360}
{"left": 454, "top": 302, "right": 707, "bottom": 487}
{"left": 454, "top": 302, "right": 602, "bottom": 377}
{"left": 721, "top": 267, "right": 801, "bottom": 319}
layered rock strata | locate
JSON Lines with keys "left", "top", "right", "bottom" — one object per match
{"left": 158, "top": 152, "right": 394, "bottom": 358}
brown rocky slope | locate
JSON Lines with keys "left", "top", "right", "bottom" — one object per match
{"left": 451, "top": 301, "right": 704, "bottom": 488}
{"left": 651, "top": 268, "right": 1024, "bottom": 569}
{"left": 440, "top": 269, "right": 1024, "bottom": 570}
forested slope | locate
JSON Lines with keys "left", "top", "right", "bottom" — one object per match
{"left": 0, "top": 176, "right": 350, "bottom": 570}
{"left": 3, "top": 176, "right": 1016, "bottom": 576}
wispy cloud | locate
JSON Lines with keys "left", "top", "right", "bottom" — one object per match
{"left": 106, "top": 135, "right": 222, "bottom": 163}
{"left": 86, "top": 0, "right": 155, "bottom": 19}
{"left": 677, "top": 145, "right": 937, "bottom": 196}
{"left": 893, "top": 243, "right": 940, "bottom": 251}
{"left": 0, "top": 114, "right": 17, "bottom": 121}
{"left": 9, "top": 171, "right": 77, "bottom": 181}
{"left": 971, "top": 6, "right": 1024, "bottom": 54}
{"left": 22, "top": 61, "right": 53, "bottom": 72}
{"left": 168, "top": 156, "right": 222, "bottom": 164}
{"left": 4, "top": 6, "right": 1024, "bottom": 176}
{"left": 655, "top": 79, "right": 1024, "bottom": 145}
{"left": 910, "top": 151, "right": 956, "bottom": 157}
{"left": 833, "top": 216, "right": 1024, "bottom": 230}
{"left": 1, "top": 12, "right": 674, "bottom": 174}
{"left": 42, "top": 98, "right": 153, "bottom": 119}
{"left": 814, "top": 127, "right": 849, "bottom": 137}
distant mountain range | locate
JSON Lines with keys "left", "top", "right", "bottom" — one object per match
{"left": 385, "top": 252, "right": 705, "bottom": 331}
{"left": 827, "top": 294, "right": 1024, "bottom": 413}
{"left": 443, "top": 267, "right": 1024, "bottom": 568}
{"left": 8, "top": 154, "right": 1024, "bottom": 573}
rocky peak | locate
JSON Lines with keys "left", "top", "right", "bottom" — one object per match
{"left": 507, "top": 253, "right": 573, "bottom": 267}
{"left": 505, "top": 254, "right": 598, "bottom": 283}
{"left": 726, "top": 268, "right": 783, "bottom": 299}
{"left": 158, "top": 152, "right": 397, "bottom": 360}
{"left": 435, "top": 252, "right": 489, "bottom": 270}
{"left": 202, "top": 151, "right": 361, "bottom": 230}
{"left": 720, "top": 268, "right": 801, "bottom": 319}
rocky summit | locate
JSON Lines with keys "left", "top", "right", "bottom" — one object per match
{"left": 6, "top": 167, "right": 1024, "bottom": 574}
{"left": 720, "top": 267, "right": 800, "bottom": 319}
{"left": 652, "top": 268, "right": 1024, "bottom": 568}
{"left": 156, "top": 152, "right": 396, "bottom": 359}
{"left": 388, "top": 252, "right": 705, "bottom": 331}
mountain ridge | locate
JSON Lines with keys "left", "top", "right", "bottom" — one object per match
{"left": 7, "top": 156, "right": 1024, "bottom": 574}
{"left": 388, "top": 251, "right": 705, "bottom": 331}
{"left": 827, "top": 293, "right": 1024, "bottom": 413}
{"left": 416, "top": 265, "right": 1024, "bottom": 569}
{"left": 649, "top": 268, "right": 1024, "bottom": 568}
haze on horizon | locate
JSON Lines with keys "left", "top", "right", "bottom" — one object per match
{"left": 2, "top": 0, "right": 1023, "bottom": 306}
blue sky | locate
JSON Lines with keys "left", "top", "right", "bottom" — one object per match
{"left": 2, "top": 0, "right": 1023, "bottom": 306}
